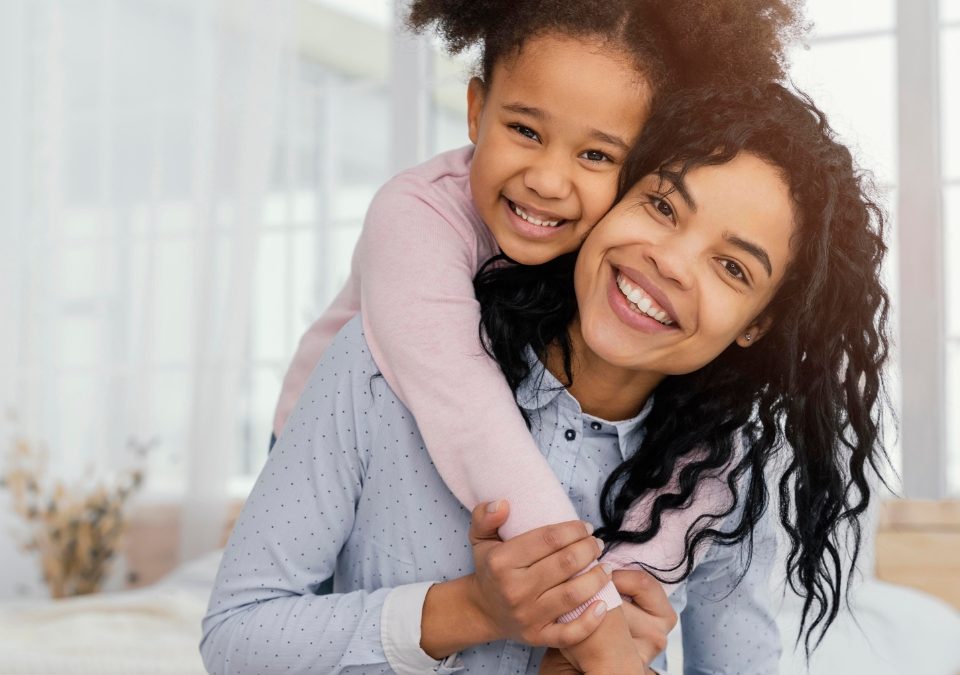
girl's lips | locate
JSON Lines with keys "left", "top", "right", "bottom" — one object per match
{"left": 606, "top": 272, "right": 679, "bottom": 334}
{"left": 501, "top": 197, "right": 570, "bottom": 240}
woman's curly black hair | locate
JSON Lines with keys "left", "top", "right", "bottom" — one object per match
{"left": 407, "top": 0, "right": 805, "bottom": 94}
{"left": 474, "top": 82, "right": 892, "bottom": 654}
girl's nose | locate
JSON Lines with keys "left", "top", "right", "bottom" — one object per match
{"left": 523, "top": 154, "right": 573, "bottom": 201}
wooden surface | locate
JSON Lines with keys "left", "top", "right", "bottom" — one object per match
{"left": 875, "top": 499, "right": 960, "bottom": 609}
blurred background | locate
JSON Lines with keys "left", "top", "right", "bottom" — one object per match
{"left": 0, "top": 0, "right": 956, "bottom": 632}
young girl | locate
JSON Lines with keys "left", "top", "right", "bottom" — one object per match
{"left": 203, "top": 82, "right": 891, "bottom": 674}
{"left": 273, "top": 0, "right": 799, "bottom": 636}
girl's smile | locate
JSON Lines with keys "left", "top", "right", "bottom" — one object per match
{"left": 467, "top": 33, "right": 652, "bottom": 265}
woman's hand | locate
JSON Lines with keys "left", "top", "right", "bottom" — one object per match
{"left": 539, "top": 647, "right": 582, "bottom": 674}
{"left": 466, "top": 500, "right": 612, "bottom": 647}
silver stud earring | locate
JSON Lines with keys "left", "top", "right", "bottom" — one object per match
{"left": 745, "top": 333, "right": 752, "bottom": 342}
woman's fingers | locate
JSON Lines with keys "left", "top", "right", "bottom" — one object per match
{"left": 526, "top": 533, "right": 605, "bottom": 589}
{"left": 538, "top": 648, "right": 582, "bottom": 674}
{"left": 535, "top": 562, "right": 612, "bottom": 619}
{"left": 468, "top": 500, "right": 512, "bottom": 545}
{"left": 498, "top": 519, "right": 599, "bottom": 568}
{"left": 536, "top": 599, "right": 609, "bottom": 650}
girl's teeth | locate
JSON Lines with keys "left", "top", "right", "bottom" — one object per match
{"left": 512, "top": 202, "right": 561, "bottom": 227}
{"left": 616, "top": 273, "right": 675, "bottom": 326}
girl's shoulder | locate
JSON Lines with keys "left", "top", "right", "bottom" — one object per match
{"left": 373, "top": 145, "right": 475, "bottom": 212}
{"left": 364, "top": 145, "right": 494, "bottom": 253}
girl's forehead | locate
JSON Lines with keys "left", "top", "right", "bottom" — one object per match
{"left": 496, "top": 32, "right": 647, "bottom": 88}
{"left": 487, "top": 33, "right": 653, "bottom": 133}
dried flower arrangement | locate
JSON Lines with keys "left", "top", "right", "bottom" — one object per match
{"left": 0, "top": 429, "right": 151, "bottom": 598}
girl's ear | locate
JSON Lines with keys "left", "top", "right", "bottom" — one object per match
{"left": 736, "top": 315, "right": 774, "bottom": 348}
{"left": 467, "top": 77, "right": 486, "bottom": 145}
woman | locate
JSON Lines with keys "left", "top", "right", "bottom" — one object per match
{"left": 201, "top": 83, "right": 889, "bottom": 674}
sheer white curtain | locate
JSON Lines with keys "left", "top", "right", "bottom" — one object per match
{"left": 0, "top": 0, "right": 294, "bottom": 583}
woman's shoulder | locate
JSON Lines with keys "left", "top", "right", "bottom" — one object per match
{"left": 300, "top": 315, "right": 383, "bottom": 401}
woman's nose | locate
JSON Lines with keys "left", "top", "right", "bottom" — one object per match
{"left": 523, "top": 154, "right": 573, "bottom": 201}
{"left": 646, "top": 240, "right": 695, "bottom": 290}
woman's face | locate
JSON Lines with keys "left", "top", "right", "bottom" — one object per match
{"left": 574, "top": 152, "right": 796, "bottom": 376}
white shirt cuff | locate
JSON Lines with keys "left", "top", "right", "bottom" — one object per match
{"left": 381, "top": 581, "right": 462, "bottom": 674}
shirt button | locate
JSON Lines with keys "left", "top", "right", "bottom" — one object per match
{"left": 590, "top": 421, "right": 602, "bottom": 431}
{"left": 564, "top": 429, "right": 576, "bottom": 441}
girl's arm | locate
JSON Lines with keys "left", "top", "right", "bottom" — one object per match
{"left": 354, "top": 173, "right": 621, "bottom": 616}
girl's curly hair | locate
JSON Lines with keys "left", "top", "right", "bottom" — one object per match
{"left": 408, "top": 0, "right": 805, "bottom": 93}
{"left": 474, "top": 82, "right": 892, "bottom": 654}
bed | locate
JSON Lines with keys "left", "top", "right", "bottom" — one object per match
{"left": 1, "top": 549, "right": 958, "bottom": 674}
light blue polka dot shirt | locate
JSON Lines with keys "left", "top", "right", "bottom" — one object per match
{"left": 201, "top": 317, "right": 781, "bottom": 674}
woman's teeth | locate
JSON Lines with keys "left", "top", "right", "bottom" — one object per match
{"left": 616, "top": 274, "right": 675, "bottom": 326}
{"left": 511, "top": 202, "right": 561, "bottom": 227}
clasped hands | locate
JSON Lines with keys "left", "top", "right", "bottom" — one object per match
{"left": 420, "top": 500, "right": 677, "bottom": 674}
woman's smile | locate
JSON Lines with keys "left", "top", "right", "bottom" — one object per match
{"left": 608, "top": 270, "right": 680, "bottom": 334}
{"left": 574, "top": 152, "right": 796, "bottom": 377}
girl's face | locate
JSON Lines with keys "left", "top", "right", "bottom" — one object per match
{"left": 574, "top": 152, "right": 797, "bottom": 377}
{"left": 467, "top": 33, "right": 652, "bottom": 265}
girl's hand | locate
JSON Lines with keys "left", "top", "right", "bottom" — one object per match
{"left": 559, "top": 607, "right": 648, "bottom": 674}
{"left": 466, "top": 500, "right": 612, "bottom": 648}
{"left": 612, "top": 569, "right": 677, "bottom": 665}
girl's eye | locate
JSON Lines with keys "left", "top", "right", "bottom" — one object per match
{"left": 509, "top": 124, "right": 540, "bottom": 142}
{"left": 720, "top": 259, "right": 747, "bottom": 282}
{"left": 581, "top": 149, "right": 612, "bottom": 163}
{"left": 648, "top": 195, "right": 675, "bottom": 221}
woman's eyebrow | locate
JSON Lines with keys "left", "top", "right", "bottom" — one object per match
{"left": 724, "top": 233, "right": 773, "bottom": 277}
{"left": 660, "top": 173, "right": 697, "bottom": 211}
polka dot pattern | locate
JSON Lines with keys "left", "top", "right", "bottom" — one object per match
{"left": 201, "top": 317, "right": 782, "bottom": 674}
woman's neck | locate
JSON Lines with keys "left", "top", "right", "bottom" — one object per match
{"left": 543, "top": 318, "right": 664, "bottom": 422}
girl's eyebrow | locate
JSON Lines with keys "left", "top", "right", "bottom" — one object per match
{"left": 502, "top": 102, "right": 628, "bottom": 151}
{"left": 724, "top": 233, "right": 773, "bottom": 277}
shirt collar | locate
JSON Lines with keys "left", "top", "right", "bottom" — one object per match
{"left": 517, "top": 347, "right": 654, "bottom": 461}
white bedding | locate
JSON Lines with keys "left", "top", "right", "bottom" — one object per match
{"left": 1, "top": 550, "right": 957, "bottom": 674}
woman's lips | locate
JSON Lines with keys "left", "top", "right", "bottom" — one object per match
{"left": 616, "top": 267, "right": 680, "bottom": 326}
{"left": 607, "top": 271, "right": 680, "bottom": 334}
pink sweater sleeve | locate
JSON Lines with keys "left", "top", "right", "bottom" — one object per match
{"left": 353, "top": 169, "right": 628, "bottom": 617}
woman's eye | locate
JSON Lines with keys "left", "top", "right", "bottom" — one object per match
{"left": 509, "top": 124, "right": 540, "bottom": 142}
{"left": 720, "top": 259, "right": 746, "bottom": 282}
{"left": 649, "top": 195, "right": 674, "bottom": 220}
{"left": 581, "top": 149, "right": 612, "bottom": 163}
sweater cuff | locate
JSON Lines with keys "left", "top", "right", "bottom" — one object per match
{"left": 557, "top": 573, "right": 623, "bottom": 624}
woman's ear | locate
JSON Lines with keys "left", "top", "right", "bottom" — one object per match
{"left": 467, "top": 77, "right": 486, "bottom": 145}
{"left": 736, "top": 316, "right": 774, "bottom": 348}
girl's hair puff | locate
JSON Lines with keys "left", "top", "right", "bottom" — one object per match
{"left": 474, "top": 82, "right": 892, "bottom": 655}
{"left": 408, "top": 0, "right": 805, "bottom": 93}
